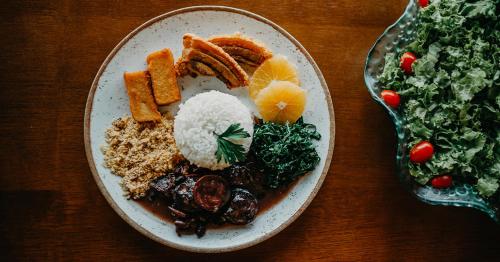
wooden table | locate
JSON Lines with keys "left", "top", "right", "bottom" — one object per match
{"left": 1, "top": 0, "right": 499, "bottom": 260}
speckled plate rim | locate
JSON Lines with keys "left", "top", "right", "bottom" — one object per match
{"left": 84, "top": 5, "right": 335, "bottom": 253}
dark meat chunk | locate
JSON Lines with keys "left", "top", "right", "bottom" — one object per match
{"left": 187, "top": 165, "right": 214, "bottom": 177}
{"left": 173, "top": 161, "right": 190, "bottom": 176}
{"left": 167, "top": 206, "right": 187, "bottom": 219}
{"left": 174, "top": 218, "right": 196, "bottom": 236}
{"left": 173, "top": 177, "right": 198, "bottom": 212}
{"left": 174, "top": 161, "right": 215, "bottom": 177}
{"left": 173, "top": 216, "right": 207, "bottom": 238}
{"left": 195, "top": 221, "right": 207, "bottom": 238}
{"left": 150, "top": 174, "right": 176, "bottom": 201}
{"left": 223, "top": 164, "right": 254, "bottom": 188}
{"left": 174, "top": 219, "right": 190, "bottom": 230}
{"left": 223, "top": 160, "right": 266, "bottom": 198}
{"left": 193, "top": 175, "right": 230, "bottom": 213}
{"left": 223, "top": 188, "right": 259, "bottom": 225}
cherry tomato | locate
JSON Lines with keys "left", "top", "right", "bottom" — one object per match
{"left": 431, "top": 175, "right": 452, "bottom": 189}
{"left": 381, "top": 90, "right": 401, "bottom": 108}
{"left": 419, "top": 0, "right": 429, "bottom": 8}
{"left": 410, "top": 141, "right": 434, "bottom": 163}
{"left": 400, "top": 52, "right": 417, "bottom": 75}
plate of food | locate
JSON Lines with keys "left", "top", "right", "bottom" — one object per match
{"left": 365, "top": 0, "right": 499, "bottom": 220}
{"left": 84, "top": 6, "right": 334, "bottom": 252}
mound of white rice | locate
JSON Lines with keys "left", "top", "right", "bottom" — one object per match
{"left": 174, "top": 91, "right": 253, "bottom": 170}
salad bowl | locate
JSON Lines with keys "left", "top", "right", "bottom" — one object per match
{"left": 363, "top": 0, "right": 497, "bottom": 221}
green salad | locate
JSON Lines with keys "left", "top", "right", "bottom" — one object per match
{"left": 378, "top": 0, "right": 500, "bottom": 197}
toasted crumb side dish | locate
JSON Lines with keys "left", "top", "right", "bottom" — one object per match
{"left": 102, "top": 113, "right": 183, "bottom": 199}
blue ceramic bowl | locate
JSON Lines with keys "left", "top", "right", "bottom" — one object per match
{"left": 363, "top": 0, "right": 497, "bottom": 221}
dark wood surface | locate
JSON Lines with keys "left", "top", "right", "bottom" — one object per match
{"left": 1, "top": 0, "right": 499, "bottom": 261}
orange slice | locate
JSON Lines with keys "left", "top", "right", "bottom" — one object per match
{"left": 248, "top": 55, "right": 299, "bottom": 99}
{"left": 255, "top": 81, "right": 306, "bottom": 124}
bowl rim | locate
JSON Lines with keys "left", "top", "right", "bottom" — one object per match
{"left": 364, "top": 0, "right": 415, "bottom": 115}
{"left": 84, "top": 5, "right": 335, "bottom": 253}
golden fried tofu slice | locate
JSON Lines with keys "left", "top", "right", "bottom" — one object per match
{"left": 176, "top": 33, "right": 249, "bottom": 89}
{"left": 146, "top": 48, "right": 181, "bottom": 105}
{"left": 208, "top": 33, "right": 273, "bottom": 68}
{"left": 123, "top": 71, "right": 161, "bottom": 122}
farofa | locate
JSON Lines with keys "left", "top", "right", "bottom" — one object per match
{"left": 102, "top": 113, "right": 182, "bottom": 199}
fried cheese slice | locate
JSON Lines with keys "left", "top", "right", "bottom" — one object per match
{"left": 123, "top": 71, "right": 161, "bottom": 122}
{"left": 147, "top": 48, "right": 181, "bottom": 105}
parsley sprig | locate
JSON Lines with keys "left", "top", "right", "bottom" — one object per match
{"left": 215, "top": 123, "right": 250, "bottom": 164}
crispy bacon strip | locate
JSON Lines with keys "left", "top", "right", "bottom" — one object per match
{"left": 208, "top": 33, "right": 273, "bottom": 68}
{"left": 176, "top": 33, "right": 249, "bottom": 88}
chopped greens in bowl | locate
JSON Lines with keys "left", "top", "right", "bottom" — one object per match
{"left": 365, "top": 0, "right": 499, "bottom": 219}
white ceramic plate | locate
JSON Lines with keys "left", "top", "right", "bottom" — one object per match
{"left": 84, "top": 6, "right": 334, "bottom": 253}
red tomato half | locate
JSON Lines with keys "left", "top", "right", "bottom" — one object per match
{"left": 418, "top": 0, "right": 429, "bottom": 8}
{"left": 431, "top": 175, "right": 452, "bottom": 189}
{"left": 410, "top": 141, "right": 434, "bottom": 163}
{"left": 381, "top": 90, "right": 401, "bottom": 108}
{"left": 419, "top": 0, "right": 429, "bottom": 8}
{"left": 400, "top": 52, "right": 417, "bottom": 75}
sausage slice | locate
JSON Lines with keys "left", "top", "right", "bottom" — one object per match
{"left": 193, "top": 175, "right": 230, "bottom": 213}
{"left": 150, "top": 174, "right": 176, "bottom": 200}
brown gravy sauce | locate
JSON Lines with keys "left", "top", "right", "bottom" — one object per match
{"left": 136, "top": 179, "right": 298, "bottom": 227}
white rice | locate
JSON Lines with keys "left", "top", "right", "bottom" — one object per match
{"left": 174, "top": 91, "right": 253, "bottom": 170}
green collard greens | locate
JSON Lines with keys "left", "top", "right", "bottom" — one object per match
{"left": 251, "top": 118, "right": 321, "bottom": 189}
{"left": 379, "top": 0, "right": 500, "bottom": 197}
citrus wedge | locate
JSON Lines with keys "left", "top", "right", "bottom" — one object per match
{"left": 248, "top": 55, "right": 299, "bottom": 99}
{"left": 255, "top": 80, "right": 306, "bottom": 124}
